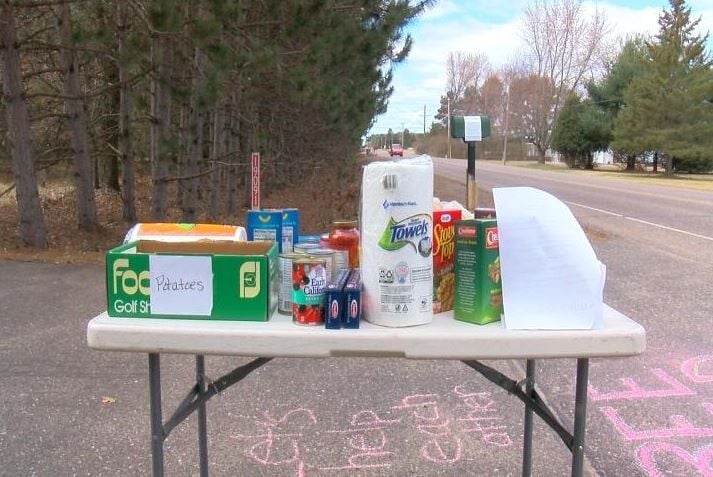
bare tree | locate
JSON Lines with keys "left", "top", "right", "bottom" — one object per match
{"left": 446, "top": 51, "right": 490, "bottom": 100}
{"left": 521, "top": 0, "right": 608, "bottom": 162}
{"left": 0, "top": 1, "right": 47, "bottom": 247}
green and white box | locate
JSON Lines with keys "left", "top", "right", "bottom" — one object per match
{"left": 454, "top": 219, "right": 503, "bottom": 325}
{"left": 106, "top": 240, "right": 278, "bottom": 320}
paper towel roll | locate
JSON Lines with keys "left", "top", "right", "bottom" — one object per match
{"left": 360, "top": 155, "right": 434, "bottom": 327}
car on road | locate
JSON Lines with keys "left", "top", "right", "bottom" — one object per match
{"left": 389, "top": 143, "right": 403, "bottom": 157}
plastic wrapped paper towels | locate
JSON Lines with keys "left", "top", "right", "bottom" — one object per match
{"left": 360, "top": 155, "right": 434, "bottom": 327}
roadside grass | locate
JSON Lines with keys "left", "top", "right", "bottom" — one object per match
{"left": 510, "top": 161, "right": 713, "bottom": 191}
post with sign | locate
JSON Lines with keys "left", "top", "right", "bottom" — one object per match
{"left": 450, "top": 115, "right": 491, "bottom": 210}
{"left": 251, "top": 152, "right": 260, "bottom": 210}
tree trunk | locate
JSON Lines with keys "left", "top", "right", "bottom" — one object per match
{"left": 0, "top": 3, "right": 47, "bottom": 248}
{"left": 625, "top": 154, "right": 636, "bottom": 171}
{"left": 653, "top": 151, "right": 658, "bottom": 173}
{"left": 149, "top": 35, "right": 171, "bottom": 220}
{"left": 116, "top": 0, "right": 135, "bottom": 222}
{"left": 208, "top": 106, "right": 225, "bottom": 221}
{"left": 97, "top": 0, "right": 120, "bottom": 191}
{"left": 182, "top": 47, "right": 206, "bottom": 223}
{"left": 226, "top": 94, "right": 239, "bottom": 216}
{"left": 57, "top": 3, "right": 98, "bottom": 231}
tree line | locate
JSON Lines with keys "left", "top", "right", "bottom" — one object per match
{"left": 0, "top": 0, "right": 432, "bottom": 248}
{"left": 411, "top": 0, "right": 712, "bottom": 173}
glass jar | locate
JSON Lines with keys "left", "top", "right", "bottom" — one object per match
{"left": 328, "top": 220, "right": 360, "bottom": 268}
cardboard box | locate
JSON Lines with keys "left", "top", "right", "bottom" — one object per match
{"left": 106, "top": 240, "right": 278, "bottom": 320}
{"left": 454, "top": 219, "right": 503, "bottom": 325}
{"left": 433, "top": 209, "right": 461, "bottom": 313}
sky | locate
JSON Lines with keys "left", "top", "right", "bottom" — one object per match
{"left": 369, "top": 0, "right": 713, "bottom": 136}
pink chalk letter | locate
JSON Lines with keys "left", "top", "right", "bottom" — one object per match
{"left": 681, "top": 355, "right": 713, "bottom": 384}
{"left": 589, "top": 369, "right": 695, "bottom": 402}
{"left": 637, "top": 442, "right": 713, "bottom": 477}
{"left": 350, "top": 409, "right": 401, "bottom": 427}
{"left": 601, "top": 405, "right": 713, "bottom": 440}
{"left": 421, "top": 435, "right": 463, "bottom": 464}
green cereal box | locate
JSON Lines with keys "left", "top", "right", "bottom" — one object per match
{"left": 454, "top": 219, "right": 503, "bottom": 325}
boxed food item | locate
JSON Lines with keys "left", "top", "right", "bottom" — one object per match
{"left": 454, "top": 219, "right": 503, "bottom": 325}
{"left": 324, "top": 268, "right": 351, "bottom": 329}
{"left": 343, "top": 269, "right": 362, "bottom": 329}
{"left": 106, "top": 240, "right": 278, "bottom": 321}
{"left": 281, "top": 209, "right": 299, "bottom": 253}
{"left": 124, "top": 223, "right": 247, "bottom": 243}
{"left": 432, "top": 209, "right": 462, "bottom": 313}
{"left": 247, "top": 209, "right": 283, "bottom": 251}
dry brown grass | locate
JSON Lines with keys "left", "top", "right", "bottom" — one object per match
{"left": 0, "top": 157, "right": 364, "bottom": 264}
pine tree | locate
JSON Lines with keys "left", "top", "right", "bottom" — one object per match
{"left": 613, "top": 0, "right": 713, "bottom": 173}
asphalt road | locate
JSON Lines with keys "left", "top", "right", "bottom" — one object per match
{"left": 1, "top": 154, "right": 712, "bottom": 476}
{"left": 430, "top": 155, "right": 713, "bottom": 477}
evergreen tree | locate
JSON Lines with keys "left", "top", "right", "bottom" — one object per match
{"left": 552, "top": 94, "right": 612, "bottom": 169}
{"left": 612, "top": 0, "right": 713, "bottom": 173}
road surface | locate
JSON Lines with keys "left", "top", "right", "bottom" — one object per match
{"left": 1, "top": 153, "right": 712, "bottom": 476}
{"left": 431, "top": 156, "right": 713, "bottom": 477}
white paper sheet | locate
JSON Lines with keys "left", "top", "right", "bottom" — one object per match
{"left": 464, "top": 116, "right": 482, "bottom": 141}
{"left": 149, "top": 255, "right": 213, "bottom": 316}
{"left": 493, "top": 187, "right": 605, "bottom": 330}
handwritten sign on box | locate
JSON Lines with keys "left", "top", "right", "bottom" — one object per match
{"left": 149, "top": 255, "right": 213, "bottom": 315}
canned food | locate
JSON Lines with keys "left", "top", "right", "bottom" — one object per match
{"left": 308, "top": 248, "right": 336, "bottom": 283}
{"left": 294, "top": 242, "right": 321, "bottom": 254}
{"left": 332, "top": 249, "right": 348, "bottom": 273}
{"left": 279, "top": 253, "right": 303, "bottom": 315}
{"left": 292, "top": 259, "right": 327, "bottom": 325}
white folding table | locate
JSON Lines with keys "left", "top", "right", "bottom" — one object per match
{"left": 87, "top": 305, "right": 645, "bottom": 477}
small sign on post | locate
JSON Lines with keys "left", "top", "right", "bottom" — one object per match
{"left": 251, "top": 152, "right": 260, "bottom": 210}
{"left": 449, "top": 115, "right": 491, "bottom": 211}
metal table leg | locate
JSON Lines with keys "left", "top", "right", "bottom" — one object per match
{"left": 149, "top": 353, "right": 164, "bottom": 477}
{"left": 196, "top": 355, "right": 209, "bottom": 477}
{"left": 571, "top": 358, "right": 589, "bottom": 477}
{"left": 522, "top": 359, "right": 536, "bottom": 477}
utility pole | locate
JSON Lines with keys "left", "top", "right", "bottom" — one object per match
{"left": 501, "top": 84, "right": 510, "bottom": 166}
{"left": 401, "top": 122, "right": 404, "bottom": 145}
{"left": 423, "top": 105, "right": 426, "bottom": 134}
{"left": 447, "top": 96, "right": 451, "bottom": 158}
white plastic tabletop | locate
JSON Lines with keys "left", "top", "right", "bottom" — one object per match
{"left": 87, "top": 305, "right": 645, "bottom": 360}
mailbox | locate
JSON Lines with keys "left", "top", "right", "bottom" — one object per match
{"left": 450, "top": 115, "right": 491, "bottom": 142}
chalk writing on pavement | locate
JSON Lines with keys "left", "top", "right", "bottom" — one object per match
{"left": 232, "top": 386, "right": 514, "bottom": 476}
{"left": 593, "top": 353, "right": 713, "bottom": 476}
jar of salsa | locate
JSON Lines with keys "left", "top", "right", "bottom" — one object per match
{"left": 329, "top": 220, "right": 360, "bottom": 268}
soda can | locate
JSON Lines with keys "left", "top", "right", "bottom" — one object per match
{"left": 308, "top": 248, "right": 336, "bottom": 283}
{"left": 281, "top": 209, "right": 299, "bottom": 253}
{"left": 294, "top": 242, "right": 320, "bottom": 254}
{"left": 279, "top": 252, "right": 303, "bottom": 315}
{"left": 292, "top": 259, "right": 327, "bottom": 326}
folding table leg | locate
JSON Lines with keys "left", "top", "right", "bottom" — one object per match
{"left": 196, "top": 355, "right": 209, "bottom": 477}
{"left": 148, "top": 353, "right": 164, "bottom": 477}
{"left": 571, "top": 358, "right": 589, "bottom": 477}
{"left": 522, "top": 359, "right": 536, "bottom": 477}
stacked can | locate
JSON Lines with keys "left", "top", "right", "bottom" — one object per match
{"left": 292, "top": 259, "right": 327, "bottom": 325}
{"left": 294, "top": 242, "right": 320, "bottom": 254}
{"left": 278, "top": 252, "right": 303, "bottom": 315}
{"left": 308, "top": 248, "right": 336, "bottom": 283}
